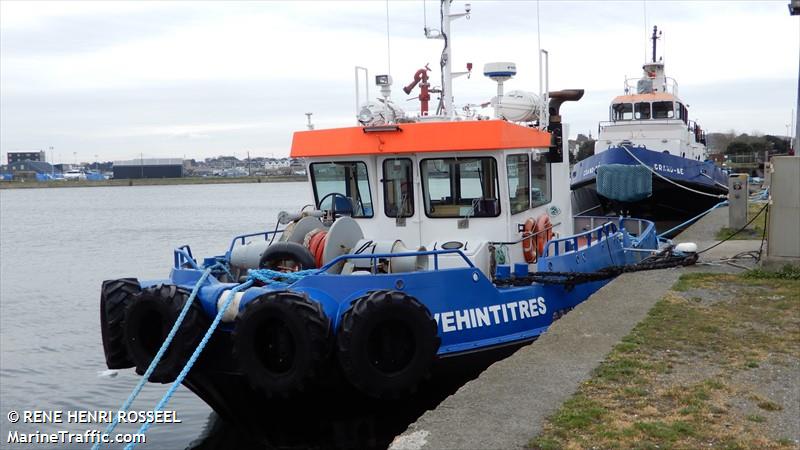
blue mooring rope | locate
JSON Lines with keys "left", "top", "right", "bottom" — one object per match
{"left": 93, "top": 263, "right": 222, "bottom": 450}
{"left": 657, "top": 200, "right": 729, "bottom": 239}
{"left": 247, "top": 268, "right": 318, "bottom": 287}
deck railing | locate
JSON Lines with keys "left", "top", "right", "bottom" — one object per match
{"left": 319, "top": 248, "right": 475, "bottom": 274}
{"left": 225, "top": 229, "right": 285, "bottom": 259}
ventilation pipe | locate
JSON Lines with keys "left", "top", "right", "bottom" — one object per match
{"left": 546, "top": 89, "right": 585, "bottom": 163}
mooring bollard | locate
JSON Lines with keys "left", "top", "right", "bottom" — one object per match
{"left": 728, "top": 173, "right": 748, "bottom": 229}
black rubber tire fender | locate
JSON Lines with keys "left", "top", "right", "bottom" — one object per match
{"left": 232, "top": 290, "right": 331, "bottom": 397}
{"left": 122, "top": 284, "right": 209, "bottom": 383}
{"left": 337, "top": 290, "right": 440, "bottom": 399}
{"left": 100, "top": 278, "right": 141, "bottom": 369}
{"left": 259, "top": 242, "right": 316, "bottom": 271}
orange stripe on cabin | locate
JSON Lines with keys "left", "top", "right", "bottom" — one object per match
{"left": 611, "top": 93, "right": 677, "bottom": 103}
{"left": 290, "top": 120, "right": 552, "bottom": 158}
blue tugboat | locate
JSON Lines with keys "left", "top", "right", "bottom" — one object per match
{"left": 571, "top": 26, "right": 727, "bottom": 221}
{"left": 98, "top": 6, "right": 693, "bottom": 447}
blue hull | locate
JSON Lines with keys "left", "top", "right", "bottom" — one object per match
{"left": 153, "top": 218, "right": 657, "bottom": 359}
{"left": 571, "top": 146, "right": 727, "bottom": 220}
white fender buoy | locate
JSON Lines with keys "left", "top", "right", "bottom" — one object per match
{"left": 675, "top": 242, "right": 698, "bottom": 253}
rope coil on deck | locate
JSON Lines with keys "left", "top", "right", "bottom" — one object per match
{"left": 248, "top": 268, "right": 318, "bottom": 287}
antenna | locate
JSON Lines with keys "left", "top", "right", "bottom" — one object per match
{"left": 385, "top": 0, "right": 392, "bottom": 74}
{"left": 422, "top": 0, "right": 428, "bottom": 33}
{"left": 537, "top": 0, "right": 542, "bottom": 58}
{"left": 643, "top": 0, "right": 648, "bottom": 62}
{"left": 537, "top": 1, "right": 548, "bottom": 130}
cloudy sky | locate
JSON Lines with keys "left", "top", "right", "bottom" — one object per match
{"left": 1, "top": 1, "right": 797, "bottom": 163}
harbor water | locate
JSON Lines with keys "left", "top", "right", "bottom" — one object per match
{"left": 0, "top": 183, "right": 308, "bottom": 448}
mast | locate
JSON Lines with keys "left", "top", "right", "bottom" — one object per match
{"left": 442, "top": 0, "right": 453, "bottom": 115}
{"left": 426, "top": 0, "right": 469, "bottom": 117}
{"left": 651, "top": 25, "right": 660, "bottom": 63}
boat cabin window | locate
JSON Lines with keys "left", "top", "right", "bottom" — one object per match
{"left": 506, "top": 154, "right": 530, "bottom": 214}
{"left": 382, "top": 158, "right": 414, "bottom": 218}
{"left": 531, "top": 155, "right": 551, "bottom": 208}
{"left": 420, "top": 157, "right": 500, "bottom": 218}
{"left": 611, "top": 103, "right": 633, "bottom": 121}
{"left": 310, "top": 161, "right": 374, "bottom": 218}
{"left": 677, "top": 102, "right": 688, "bottom": 123}
{"left": 653, "top": 101, "right": 674, "bottom": 119}
{"left": 634, "top": 102, "right": 651, "bottom": 120}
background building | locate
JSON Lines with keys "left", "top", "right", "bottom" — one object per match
{"left": 7, "top": 161, "right": 56, "bottom": 181}
{"left": 113, "top": 158, "right": 184, "bottom": 179}
{"left": 7, "top": 151, "right": 45, "bottom": 164}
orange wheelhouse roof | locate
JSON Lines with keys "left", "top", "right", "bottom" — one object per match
{"left": 611, "top": 92, "right": 677, "bottom": 103}
{"left": 290, "top": 120, "right": 551, "bottom": 158}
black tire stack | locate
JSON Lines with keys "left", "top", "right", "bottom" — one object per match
{"left": 233, "top": 290, "right": 331, "bottom": 397}
{"left": 100, "top": 278, "right": 141, "bottom": 369}
{"left": 121, "top": 284, "right": 209, "bottom": 383}
{"left": 337, "top": 290, "right": 440, "bottom": 399}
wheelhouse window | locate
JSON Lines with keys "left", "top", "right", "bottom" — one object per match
{"left": 531, "top": 156, "right": 551, "bottom": 208}
{"left": 634, "top": 102, "right": 651, "bottom": 120}
{"left": 420, "top": 157, "right": 500, "bottom": 218}
{"left": 611, "top": 103, "right": 633, "bottom": 121}
{"left": 677, "top": 102, "right": 688, "bottom": 123}
{"left": 652, "top": 101, "right": 674, "bottom": 119}
{"left": 506, "top": 154, "right": 530, "bottom": 214}
{"left": 382, "top": 158, "right": 414, "bottom": 218}
{"left": 310, "top": 161, "right": 373, "bottom": 218}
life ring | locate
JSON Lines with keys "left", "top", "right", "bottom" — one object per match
{"left": 122, "top": 284, "right": 208, "bottom": 383}
{"left": 337, "top": 290, "right": 439, "bottom": 399}
{"left": 535, "top": 214, "right": 554, "bottom": 257}
{"left": 232, "top": 290, "right": 331, "bottom": 397}
{"left": 100, "top": 278, "right": 140, "bottom": 370}
{"left": 521, "top": 217, "right": 538, "bottom": 263}
{"left": 259, "top": 242, "right": 316, "bottom": 272}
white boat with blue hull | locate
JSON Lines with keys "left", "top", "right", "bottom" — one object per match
{"left": 571, "top": 26, "right": 727, "bottom": 222}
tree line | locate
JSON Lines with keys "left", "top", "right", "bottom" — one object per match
{"left": 706, "top": 132, "right": 791, "bottom": 155}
